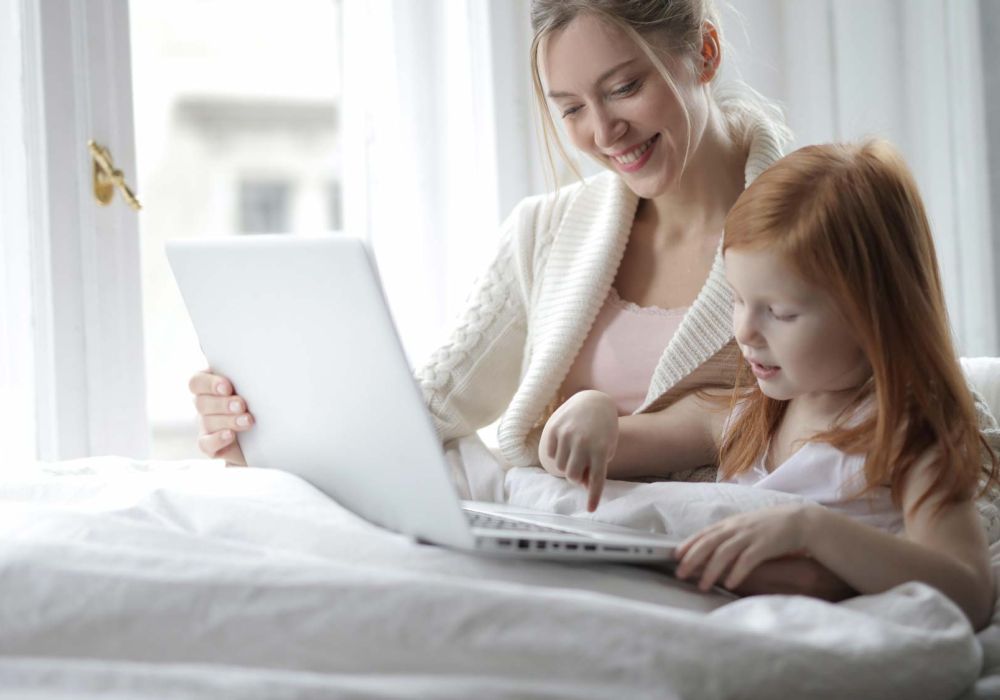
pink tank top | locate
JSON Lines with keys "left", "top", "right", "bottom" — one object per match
{"left": 560, "top": 287, "right": 687, "bottom": 415}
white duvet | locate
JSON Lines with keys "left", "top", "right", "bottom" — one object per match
{"left": 0, "top": 457, "right": 997, "bottom": 700}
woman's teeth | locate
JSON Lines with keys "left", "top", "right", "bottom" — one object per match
{"left": 614, "top": 136, "right": 655, "bottom": 165}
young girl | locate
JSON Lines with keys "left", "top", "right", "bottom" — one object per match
{"left": 540, "top": 140, "right": 998, "bottom": 629}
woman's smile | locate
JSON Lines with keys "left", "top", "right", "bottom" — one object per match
{"left": 609, "top": 134, "right": 659, "bottom": 172}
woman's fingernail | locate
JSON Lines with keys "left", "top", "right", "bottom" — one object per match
{"left": 221, "top": 430, "right": 233, "bottom": 441}
{"left": 229, "top": 400, "right": 241, "bottom": 413}
{"left": 236, "top": 415, "right": 249, "bottom": 427}
{"left": 216, "top": 383, "right": 228, "bottom": 395}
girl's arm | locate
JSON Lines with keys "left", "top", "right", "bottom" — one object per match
{"left": 607, "top": 390, "right": 730, "bottom": 479}
{"left": 677, "top": 452, "right": 994, "bottom": 630}
{"left": 539, "top": 390, "right": 726, "bottom": 510}
{"left": 804, "top": 457, "right": 994, "bottom": 630}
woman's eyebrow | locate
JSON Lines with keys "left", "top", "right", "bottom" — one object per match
{"left": 546, "top": 58, "right": 638, "bottom": 99}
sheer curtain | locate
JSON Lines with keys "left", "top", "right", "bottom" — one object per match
{"left": 722, "top": 0, "right": 997, "bottom": 356}
{"left": 0, "top": 0, "right": 37, "bottom": 467}
{"left": 347, "top": 0, "right": 996, "bottom": 361}
{"left": 342, "top": 0, "right": 542, "bottom": 367}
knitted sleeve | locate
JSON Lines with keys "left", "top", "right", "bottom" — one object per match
{"left": 414, "top": 196, "right": 547, "bottom": 443}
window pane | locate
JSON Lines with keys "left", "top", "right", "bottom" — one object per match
{"left": 130, "top": 0, "right": 344, "bottom": 458}
{"left": 239, "top": 180, "right": 291, "bottom": 234}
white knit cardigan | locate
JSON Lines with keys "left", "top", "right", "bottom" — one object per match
{"left": 414, "top": 121, "right": 786, "bottom": 469}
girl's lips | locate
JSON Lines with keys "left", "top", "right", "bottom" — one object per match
{"left": 749, "top": 360, "right": 780, "bottom": 380}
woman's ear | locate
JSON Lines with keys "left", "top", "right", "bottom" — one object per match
{"left": 699, "top": 21, "right": 722, "bottom": 83}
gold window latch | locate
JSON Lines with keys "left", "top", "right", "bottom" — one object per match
{"left": 87, "top": 139, "right": 142, "bottom": 211}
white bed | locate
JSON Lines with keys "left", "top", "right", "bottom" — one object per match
{"left": 3, "top": 358, "right": 1000, "bottom": 699}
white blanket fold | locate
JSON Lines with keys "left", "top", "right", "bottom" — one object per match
{"left": 0, "top": 458, "right": 990, "bottom": 699}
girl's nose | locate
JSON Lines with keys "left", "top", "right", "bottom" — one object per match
{"left": 734, "top": 309, "right": 763, "bottom": 348}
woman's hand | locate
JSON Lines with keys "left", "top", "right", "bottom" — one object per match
{"left": 188, "top": 370, "right": 252, "bottom": 465}
{"left": 675, "top": 503, "right": 821, "bottom": 592}
{"left": 539, "top": 390, "right": 619, "bottom": 511}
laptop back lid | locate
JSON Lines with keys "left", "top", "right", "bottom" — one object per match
{"left": 166, "top": 235, "right": 474, "bottom": 549}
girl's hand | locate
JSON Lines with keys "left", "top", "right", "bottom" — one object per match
{"left": 539, "top": 390, "right": 619, "bottom": 511}
{"left": 675, "top": 503, "right": 820, "bottom": 592}
{"left": 188, "top": 370, "right": 251, "bottom": 466}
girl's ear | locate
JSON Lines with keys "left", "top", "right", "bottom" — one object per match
{"left": 699, "top": 21, "right": 722, "bottom": 83}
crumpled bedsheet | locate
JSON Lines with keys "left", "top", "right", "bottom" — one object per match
{"left": 0, "top": 457, "right": 990, "bottom": 699}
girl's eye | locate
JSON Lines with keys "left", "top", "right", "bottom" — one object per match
{"left": 769, "top": 308, "right": 797, "bottom": 321}
{"left": 611, "top": 79, "right": 639, "bottom": 97}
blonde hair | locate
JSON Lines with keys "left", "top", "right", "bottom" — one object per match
{"left": 529, "top": 0, "right": 790, "bottom": 188}
{"left": 720, "top": 140, "right": 998, "bottom": 515}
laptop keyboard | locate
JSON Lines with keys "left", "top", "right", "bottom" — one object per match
{"left": 465, "top": 510, "right": 574, "bottom": 534}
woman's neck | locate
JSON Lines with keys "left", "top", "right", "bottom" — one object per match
{"left": 639, "top": 104, "right": 747, "bottom": 245}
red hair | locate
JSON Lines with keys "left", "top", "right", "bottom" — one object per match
{"left": 720, "top": 141, "right": 997, "bottom": 513}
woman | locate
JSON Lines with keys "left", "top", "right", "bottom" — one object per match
{"left": 194, "top": 0, "right": 783, "bottom": 467}
{"left": 189, "top": 1, "right": 847, "bottom": 596}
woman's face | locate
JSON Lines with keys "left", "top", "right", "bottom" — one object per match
{"left": 542, "top": 14, "right": 710, "bottom": 199}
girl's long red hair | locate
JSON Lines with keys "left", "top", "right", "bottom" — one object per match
{"left": 720, "top": 140, "right": 997, "bottom": 513}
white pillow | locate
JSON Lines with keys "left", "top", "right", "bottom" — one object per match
{"left": 962, "top": 356, "right": 1000, "bottom": 419}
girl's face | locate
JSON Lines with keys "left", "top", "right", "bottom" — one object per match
{"left": 724, "top": 247, "right": 870, "bottom": 402}
{"left": 542, "top": 14, "right": 710, "bottom": 199}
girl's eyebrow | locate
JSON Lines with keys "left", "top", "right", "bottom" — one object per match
{"left": 546, "top": 58, "right": 638, "bottom": 99}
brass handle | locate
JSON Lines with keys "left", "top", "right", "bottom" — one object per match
{"left": 87, "top": 139, "right": 142, "bottom": 211}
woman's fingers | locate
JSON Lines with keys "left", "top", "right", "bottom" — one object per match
{"left": 194, "top": 393, "right": 245, "bottom": 417}
{"left": 189, "top": 369, "right": 249, "bottom": 465}
{"left": 189, "top": 370, "right": 233, "bottom": 397}
{"left": 201, "top": 412, "right": 255, "bottom": 434}
{"left": 198, "top": 429, "right": 235, "bottom": 458}
{"left": 191, "top": 371, "right": 250, "bottom": 426}
{"left": 197, "top": 426, "right": 248, "bottom": 465}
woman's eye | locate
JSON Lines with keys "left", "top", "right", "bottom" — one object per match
{"left": 561, "top": 105, "right": 582, "bottom": 118}
{"left": 611, "top": 80, "right": 639, "bottom": 96}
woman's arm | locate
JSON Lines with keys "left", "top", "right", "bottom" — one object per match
{"left": 415, "top": 205, "right": 537, "bottom": 443}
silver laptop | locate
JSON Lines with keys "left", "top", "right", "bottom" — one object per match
{"left": 166, "top": 235, "right": 677, "bottom": 562}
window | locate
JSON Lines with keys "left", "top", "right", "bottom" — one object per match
{"left": 328, "top": 180, "right": 343, "bottom": 232}
{"left": 239, "top": 180, "right": 291, "bottom": 234}
{"left": 130, "top": 0, "right": 343, "bottom": 458}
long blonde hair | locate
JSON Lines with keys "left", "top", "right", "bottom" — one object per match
{"left": 529, "top": 0, "right": 789, "bottom": 188}
{"left": 720, "top": 140, "right": 998, "bottom": 513}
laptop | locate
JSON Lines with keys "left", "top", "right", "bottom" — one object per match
{"left": 166, "top": 235, "right": 678, "bottom": 562}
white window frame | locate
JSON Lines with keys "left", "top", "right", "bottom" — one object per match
{"left": 1, "top": 0, "right": 148, "bottom": 460}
